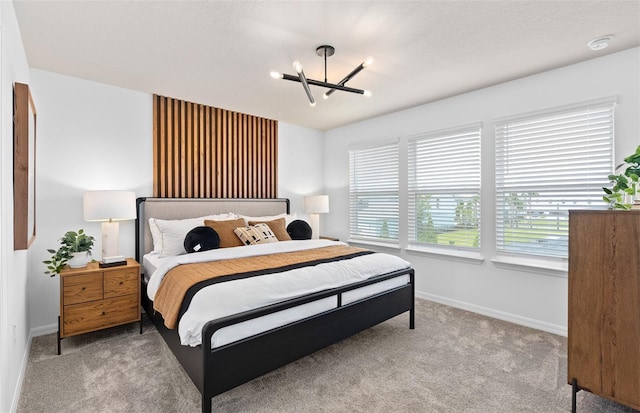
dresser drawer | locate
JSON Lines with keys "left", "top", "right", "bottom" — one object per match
{"left": 62, "top": 294, "right": 139, "bottom": 336}
{"left": 63, "top": 273, "right": 103, "bottom": 305}
{"left": 104, "top": 268, "right": 139, "bottom": 298}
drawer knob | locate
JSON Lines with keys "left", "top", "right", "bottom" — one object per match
{"left": 101, "top": 311, "right": 106, "bottom": 316}
{"left": 119, "top": 281, "right": 123, "bottom": 285}
{"left": 82, "top": 287, "right": 86, "bottom": 291}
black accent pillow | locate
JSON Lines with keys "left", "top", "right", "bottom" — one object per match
{"left": 287, "top": 220, "right": 312, "bottom": 240}
{"left": 184, "top": 226, "right": 220, "bottom": 253}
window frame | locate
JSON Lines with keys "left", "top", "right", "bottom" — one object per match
{"left": 407, "top": 123, "right": 482, "bottom": 252}
{"left": 348, "top": 138, "right": 400, "bottom": 246}
{"left": 494, "top": 97, "right": 616, "bottom": 259}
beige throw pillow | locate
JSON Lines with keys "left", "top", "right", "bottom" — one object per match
{"left": 203, "top": 218, "right": 246, "bottom": 248}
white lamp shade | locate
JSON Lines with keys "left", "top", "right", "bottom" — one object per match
{"left": 83, "top": 191, "right": 136, "bottom": 222}
{"left": 304, "top": 195, "right": 330, "bottom": 214}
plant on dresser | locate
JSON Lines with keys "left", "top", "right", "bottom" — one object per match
{"left": 602, "top": 145, "right": 640, "bottom": 210}
{"left": 43, "top": 229, "right": 95, "bottom": 276}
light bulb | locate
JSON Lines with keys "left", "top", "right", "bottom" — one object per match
{"left": 293, "top": 61, "right": 303, "bottom": 73}
{"left": 322, "top": 93, "right": 330, "bottom": 100}
{"left": 270, "top": 71, "right": 283, "bottom": 79}
{"left": 310, "top": 101, "right": 316, "bottom": 107}
{"left": 363, "top": 57, "right": 374, "bottom": 67}
{"left": 363, "top": 90, "right": 372, "bottom": 98}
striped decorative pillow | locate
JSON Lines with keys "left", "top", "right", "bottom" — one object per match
{"left": 248, "top": 217, "right": 291, "bottom": 241}
{"left": 233, "top": 223, "right": 279, "bottom": 245}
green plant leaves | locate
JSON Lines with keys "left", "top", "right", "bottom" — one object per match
{"left": 43, "top": 229, "right": 95, "bottom": 276}
{"left": 603, "top": 147, "right": 640, "bottom": 210}
{"left": 623, "top": 145, "right": 640, "bottom": 164}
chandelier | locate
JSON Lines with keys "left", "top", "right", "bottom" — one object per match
{"left": 270, "top": 45, "right": 373, "bottom": 107}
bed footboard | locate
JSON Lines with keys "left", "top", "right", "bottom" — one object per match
{"left": 200, "top": 269, "right": 415, "bottom": 413}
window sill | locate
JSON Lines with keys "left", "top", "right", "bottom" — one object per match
{"left": 405, "top": 245, "right": 484, "bottom": 265}
{"left": 492, "top": 255, "right": 567, "bottom": 277}
{"left": 347, "top": 239, "right": 401, "bottom": 251}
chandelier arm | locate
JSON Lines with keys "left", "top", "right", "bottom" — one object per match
{"left": 281, "top": 73, "right": 365, "bottom": 95}
{"left": 305, "top": 78, "right": 364, "bottom": 94}
{"left": 324, "top": 62, "right": 367, "bottom": 98}
{"left": 298, "top": 70, "right": 315, "bottom": 105}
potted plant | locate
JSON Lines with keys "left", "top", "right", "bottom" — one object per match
{"left": 43, "top": 229, "right": 95, "bottom": 276}
{"left": 603, "top": 145, "right": 640, "bottom": 210}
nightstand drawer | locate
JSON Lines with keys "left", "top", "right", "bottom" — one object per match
{"left": 63, "top": 273, "right": 103, "bottom": 305}
{"left": 104, "top": 268, "right": 138, "bottom": 298}
{"left": 62, "top": 294, "right": 139, "bottom": 336}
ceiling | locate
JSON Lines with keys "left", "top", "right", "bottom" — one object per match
{"left": 13, "top": 1, "right": 640, "bottom": 131}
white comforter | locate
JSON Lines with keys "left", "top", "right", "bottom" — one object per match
{"left": 146, "top": 240, "right": 411, "bottom": 347}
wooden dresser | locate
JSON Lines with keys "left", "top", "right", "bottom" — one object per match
{"left": 568, "top": 210, "right": 640, "bottom": 412}
{"left": 58, "top": 258, "right": 141, "bottom": 354}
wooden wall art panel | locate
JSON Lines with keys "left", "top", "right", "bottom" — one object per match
{"left": 153, "top": 94, "right": 278, "bottom": 198}
{"left": 14, "top": 82, "right": 37, "bottom": 250}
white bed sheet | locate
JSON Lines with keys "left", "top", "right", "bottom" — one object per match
{"left": 146, "top": 240, "right": 411, "bottom": 347}
{"left": 211, "top": 274, "right": 409, "bottom": 349}
{"left": 142, "top": 253, "right": 162, "bottom": 283}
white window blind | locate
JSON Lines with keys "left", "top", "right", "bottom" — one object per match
{"left": 408, "top": 125, "right": 481, "bottom": 249}
{"left": 349, "top": 141, "right": 399, "bottom": 243}
{"left": 495, "top": 100, "right": 615, "bottom": 258}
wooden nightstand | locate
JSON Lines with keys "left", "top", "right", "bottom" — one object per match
{"left": 320, "top": 235, "right": 339, "bottom": 241}
{"left": 58, "top": 258, "right": 141, "bottom": 354}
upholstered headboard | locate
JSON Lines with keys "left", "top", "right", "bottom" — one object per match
{"left": 135, "top": 197, "right": 290, "bottom": 262}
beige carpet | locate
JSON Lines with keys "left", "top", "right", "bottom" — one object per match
{"left": 17, "top": 299, "right": 638, "bottom": 413}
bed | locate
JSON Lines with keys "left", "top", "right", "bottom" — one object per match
{"left": 135, "top": 197, "right": 415, "bottom": 413}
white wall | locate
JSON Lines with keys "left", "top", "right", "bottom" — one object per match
{"left": 27, "top": 69, "right": 154, "bottom": 331}
{"left": 0, "top": 2, "right": 31, "bottom": 412}
{"left": 324, "top": 48, "right": 640, "bottom": 335}
{"left": 26, "top": 69, "right": 325, "bottom": 335}
{"left": 277, "top": 122, "right": 325, "bottom": 215}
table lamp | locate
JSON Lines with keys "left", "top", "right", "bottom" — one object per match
{"left": 83, "top": 190, "right": 136, "bottom": 267}
{"left": 304, "top": 195, "right": 329, "bottom": 240}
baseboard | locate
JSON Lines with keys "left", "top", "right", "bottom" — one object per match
{"left": 415, "top": 291, "right": 567, "bottom": 337}
{"left": 30, "top": 323, "right": 57, "bottom": 337}
{"left": 10, "top": 323, "right": 58, "bottom": 412}
{"left": 9, "top": 329, "right": 33, "bottom": 413}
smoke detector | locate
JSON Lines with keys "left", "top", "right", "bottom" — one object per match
{"left": 587, "top": 35, "right": 613, "bottom": 51}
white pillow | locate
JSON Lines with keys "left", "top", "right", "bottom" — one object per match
{"left": 148, "top": 218, "right": 163, "bottom": 254}
{"left": 240, "top": 213, "right": 297, "bottom": 227}
{"left": 152, "top": 213, "right": 237, "bottom": 257}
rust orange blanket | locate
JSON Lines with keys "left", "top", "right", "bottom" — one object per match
{"left": 153, "top": 245, "right": 371, "bottom": 329}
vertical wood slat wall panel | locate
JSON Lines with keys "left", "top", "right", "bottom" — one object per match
{"left": 153, "top": 95, "right": 278, "bottom": 198}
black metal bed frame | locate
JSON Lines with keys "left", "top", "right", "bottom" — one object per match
{"left": 136, "top": 197, "right": 415, "bottom": 412}
{"left": 142, "top": 268, "right": 414, "bottom": 413}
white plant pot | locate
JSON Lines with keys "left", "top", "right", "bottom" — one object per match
{"left": 68, "top": 251, "right": 90, "bottom": 268}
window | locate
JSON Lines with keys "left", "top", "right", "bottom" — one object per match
{"left": 349, "top": 140, "right": 399, "bottom": 243}
{"left": 495, "top": 99, "right": 615, "bottom": 258}
{"left": 408, "top": 125, "right": 482, "bottom": 249}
